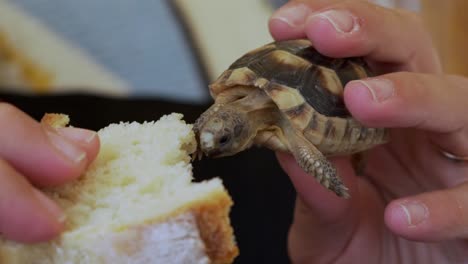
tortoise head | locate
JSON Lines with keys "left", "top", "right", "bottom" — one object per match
{"left": 193, "top": 104, "right": 253, "bottom": 159}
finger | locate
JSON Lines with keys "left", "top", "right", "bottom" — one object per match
{"left": 0, "top": 103, "right": 100, "bottom": 187}
{"left": 0, "top": 158, "right": 64, "bottom": 243}
{"left": 276, "top": 152, "right": 359, "bottom": 234}
{"left": 344, "top": 73, "right": 468, "bottom": 155}
{"left": 269, "top": 0, "right": 340, "bottom": 40}
{"left": 269, "top": 0, "right": 441, "bottom": 73}
{"left": 276, "top": 152, "right": 355, "bottom": 219}
{"left": 276, "top": 152, "right": 358, "bottom": 261}
{"left": 278, "top": 152, "right": 388, "bottom": 261}
{"left": 344, "top": 73, "right": 468, "bottom": 131}
{"left": 385, "top": 181, "right": 468, "bottom": 241}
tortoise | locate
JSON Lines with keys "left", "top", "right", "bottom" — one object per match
{"left": 193, "top": 39, "right": 389, "bottom": 198}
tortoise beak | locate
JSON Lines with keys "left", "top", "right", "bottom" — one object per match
{"left": 191, "top": 144, "right": 222, "bottom": 160}
{"left": 197, "top": 141, "right": 223, "bottom": 158}
{"left": 192, "top": 129, "right": 222, "bottom": 160}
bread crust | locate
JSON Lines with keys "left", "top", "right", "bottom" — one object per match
{"left": 174, "top": 188, "right": 238, "bottom": 263}
{"left": 0, "top": 189, "right": 238, "bottom": 263}
{"left": 40, "top": 113, "right": 70, "bottom": 128}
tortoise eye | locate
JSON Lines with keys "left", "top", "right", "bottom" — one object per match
{"left": 219, "top": 135, "right": 231, "bottom": 145}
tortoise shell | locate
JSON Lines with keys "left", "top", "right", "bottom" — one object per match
{"left": 208, "top": 39, "right": 386, "bottom": 156}
{"left": 210, "top": 39, "right": 372, "bottom": 118}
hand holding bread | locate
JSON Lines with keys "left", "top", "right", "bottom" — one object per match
{"left": 0, "top": 108, "right": 238, "bottom": 263}
{"left": 0, "top": 103, "right": 99, "bottom": 243}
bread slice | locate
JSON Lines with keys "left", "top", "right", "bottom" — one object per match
{"left": 0, "top": 113, "right": 238, "bottom": 263}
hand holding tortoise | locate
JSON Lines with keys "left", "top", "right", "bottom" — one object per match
{"left": 268, "top": 1, "right": 468, "bottom": 263}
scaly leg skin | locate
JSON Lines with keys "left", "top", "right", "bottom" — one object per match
{"left": 286, "top": 128, "right": 350, "bottom": 198}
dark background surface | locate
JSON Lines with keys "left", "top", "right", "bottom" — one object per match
{"left": 1, "top": 92, "right": 296, "bottom": 264}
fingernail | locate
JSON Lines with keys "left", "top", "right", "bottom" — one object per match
{"left": 271, "top": 3, "right": 312, "bottom": 28}
{"left": 44, "top": 126, "right": 87, "bottom": 164}
{"left": 58, "top": 127, "right": 97, "bottom": 144}
{"left": 309, "top": 9, "right": 359, "bottom": 33}
{"left": 33, "top": 189, "right": 66, "bottom": 223}
{"left": 399, "top": 201, "right": 428, "bottom": 227}
{"left": 357, "top": 79, "right": 395, "bottom": 102}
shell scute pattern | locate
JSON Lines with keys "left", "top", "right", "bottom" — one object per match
{"left": 263, "top": 84, "right": 305, "bottom": 110}
{"left": 283, "top": 102, "right": 314, "bottom": 131}
{"left": 210, "top": 39, "right": 371, "bottom": 119}
{"left": 299, "top": 64, "right": 348, "bottom": 117}
{"left": 234, "top": 49, "right": 310, "bottom": 89}
{"left": 228, "top": 44, "right": 276, "bottom": 70}
{"left": 274, "top": 39, "right": 313, "bottom": 54}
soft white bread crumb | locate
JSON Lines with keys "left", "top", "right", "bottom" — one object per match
{"left": 0, "top": 113, "right": 238, "bottom": 264}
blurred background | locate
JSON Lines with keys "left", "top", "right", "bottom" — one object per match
{"left": 0, "top": 0, "right": 465, "bottom": 263}
{"left": 0, "top": 0, "right": 466, "bottom": 99}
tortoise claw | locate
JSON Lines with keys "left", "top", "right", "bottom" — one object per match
{"left": 285, "top": 126, "right": 351, "bottom": 198}
{"left": 298, "top": 147, "right": 350, "bottom": 199}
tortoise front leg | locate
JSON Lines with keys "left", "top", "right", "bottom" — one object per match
{"left": 284, "top": 126, "right": 350, "bottom": 198}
